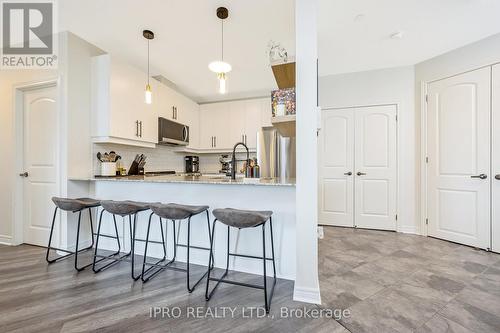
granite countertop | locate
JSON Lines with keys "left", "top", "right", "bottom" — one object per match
{"left": 69, "top": 174, "right": 296, "bottom": 187}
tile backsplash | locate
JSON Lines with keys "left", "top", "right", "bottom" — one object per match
{"left": 93, "top": 143, "right": 254, "bottom": 175}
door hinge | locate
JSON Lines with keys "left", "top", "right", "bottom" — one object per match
{"left": 425, "top": 218, "right": 429, "bottom": 225}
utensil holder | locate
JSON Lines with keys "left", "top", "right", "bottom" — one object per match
{"left": 100, "top": 162, "right": 117, "bottom": 176}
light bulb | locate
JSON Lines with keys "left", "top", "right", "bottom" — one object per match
{"left": 218, "top": 73, "right": 226, "bottom": 94}
{"left": 145, "top": 84, "right": 152, "bottom": 104}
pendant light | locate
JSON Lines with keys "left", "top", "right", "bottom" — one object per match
{"left": 209, "top": 7, "right": 231, "bottom": 94}
{"left": 143, "top": 29, "right": 154, "bottom": 104}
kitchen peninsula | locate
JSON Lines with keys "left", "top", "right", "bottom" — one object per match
{"left": 71, "top": 174, "right": 296, "bottom": 280}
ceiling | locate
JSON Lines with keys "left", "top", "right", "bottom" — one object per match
{"left": 318, "top": 0, "right": 500, "bottom": 76}
{"left": 59, "top": 0, "right": 500, "bottom": 102}
{"left": 59, "top": 0, "right": 295, "bottom": 103}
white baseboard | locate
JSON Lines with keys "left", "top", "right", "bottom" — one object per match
{"left": 397, "top": 225, "right": 419, "bottom": 235}
{"left": 0, "top": 234, "right": 12, "bottom": 245}
{"left": 293, "top": 286, "right": 322, "bottom": 305}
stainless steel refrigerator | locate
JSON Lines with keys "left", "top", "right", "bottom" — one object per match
{"left": 256, "top": 128, "right": 296, "bottom": 179}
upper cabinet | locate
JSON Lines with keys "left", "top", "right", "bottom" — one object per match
{"left": 91, "top": 54, "right": 201, "bottom": 149}
{"left": 91, "top": 54, "right": 158, "bottom": 147}
{"left": 197, "top": 97, "right": 271, "bottom": 152}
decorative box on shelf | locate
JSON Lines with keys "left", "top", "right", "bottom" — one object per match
{"left": 271, "top": 88, "right": 296, "bottom": 117}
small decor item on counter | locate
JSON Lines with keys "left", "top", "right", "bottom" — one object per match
{"left": 100, "top": 162, "right": 116, "bottom": 177}
{"left": 97, "top": 151, "right": 122, "bottom": 176}
{"left": 272, "top": 87, "right": 296, "bottom": 116}
{"left": 253, "top": 157, "right": 260, "bottom": 178}
{"left": 128, "top": 154, "right": 147, "bottom": 175}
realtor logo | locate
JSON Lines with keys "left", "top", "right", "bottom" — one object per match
{"left": 1, "top": 0, "right": 57, "bottom": 68}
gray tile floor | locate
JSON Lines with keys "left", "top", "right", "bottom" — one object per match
{"left": 318, "top": 226, "right": 500, "bottom": 333}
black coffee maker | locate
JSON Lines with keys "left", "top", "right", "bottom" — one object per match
{"left": 184, "top": 156, "right": 199, "bottom": 173}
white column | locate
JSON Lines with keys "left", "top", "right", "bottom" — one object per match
{"left": 294, "top": 0, "right": 321, "bottom": 304}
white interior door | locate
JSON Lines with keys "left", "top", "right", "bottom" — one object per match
{"left": 22, "top": 85, "right": 58, "bottom": 246}
{"left": 491, "top": 64, "right": 500, "bottom": 253}
{"left": 354, "top": 105, "right": 397, "bottom": 231}
{"left": 319, "top": 108, "right": 354, "bottom": 227}
{"left": 427, "top": 68, "right": 491, "bottom": 249}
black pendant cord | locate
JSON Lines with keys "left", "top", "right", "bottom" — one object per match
{"left": 147, "top": 39, "right": 150, "bottom": 85}
{"left": 221, "top": 20, "right": 224, "bottom": 62}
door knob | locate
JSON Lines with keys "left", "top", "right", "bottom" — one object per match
{"left": 496, "top": 174, "right": 500, "bottom": 180}
{"left": 19, "top": 172, "right": 28, "bottom": 177}
{"left": 356, "top": 172, "right": 366, "bottom": 176}
{"left": 470, "top": 174, "right": 487, "bottom": 179}
{"left": 344, "top": 172, "right": 352, "bottom": 176}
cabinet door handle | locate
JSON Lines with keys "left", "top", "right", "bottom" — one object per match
{"left": 245, "top": 134, "right": 247, "bottom": 144}
{"left": 175, "top": 107, "right": 178, "bottom": 119}
{"left": 344, "top": 172, "right": 352, "bottom": 176}
{"left": 214, "top": 136, "right": 217, "bottom": 148}
{"left": 139, "top": 121, "right": 143, "bottom": 137}
{"left": 135, "top": 120, "right": 139, "bottom": 137}
{"left": 471, "top": 174, "right": 487, "bottom": 179}
{"left": 357, "top": 172, "right": 366, "bottom": 176}
{"left": 495, "top": 174, "right": 500, "bottom": 180}
{"left": 211, "top": 136, "right": 214, "bottom": 148}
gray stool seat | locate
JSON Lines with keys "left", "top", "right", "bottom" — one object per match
{"left": 213, "top": 208, "right": 272, "bottom": 228}
{"left": 150, "top": 203, "right": 209, "bottom": 220}
{"left": 100, "top": 200, "right": 151, "bottom": 216}
{"left": 52, "top": 197, "right": 101, "bottom": 212}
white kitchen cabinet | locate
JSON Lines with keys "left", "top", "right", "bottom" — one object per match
{"left": 198, "top": 98, "right": 268, "bottom": 151}
{"left": 199, "top": 103, "right": 231, "bottom": 150}
{"left": 91, "top": 54, "right": 158, "bottom": 147}
{"left": 245, "top": 99, "right": 265, "bottom": 148}
{"left": 261, "top": 97, "right": 273, "bottom": 128}
{"left": 156, "top": 81, "right": 200, "bottom": 149}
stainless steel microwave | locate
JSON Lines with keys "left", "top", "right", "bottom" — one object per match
{"left": 158, "top": 117, "right": 189, "bottom": 146}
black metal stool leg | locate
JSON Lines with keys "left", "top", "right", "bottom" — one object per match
{"left": 141, "top": 213, "right": 170, "bottom": 282}
{"left": 129, "top": 213, "right": 141, "bottom": 280}
{"left": 268, "top": 217, "right": 277, "bottom": 308}
{"left": 93, "top": 211, "right": 123, "bottom": 273}
{"left": 205, "top": 219, "right": 217, "bottom": 300}
{"left": 262, "top": 222, "right": 268, "bottom": 313}
{"left": 185, "top": 214, "right": 213, "bottom": 293}
{"left": 206, "top": 221, "right": 231, "bottom": 300}
{"left": 206, "top": 210, "right": 214, "bottom": 270}
{"left": 46, "top": 207, "right": 59, "bottom": 263}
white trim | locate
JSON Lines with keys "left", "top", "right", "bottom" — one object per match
{"left": 397, "top": 226, "right": 418, "bottom": 234}
{"left": 92, "top": 136, "right": 157, "bottom": 148}
{"left": 0, "top": 234, "right": 12, "bottom": 245}
{"left": 420, "top": 81, "right": 429, "bottom": 237}
{"left": 12, "top": 78, "right": 60, "bottom": 246}
{"left": 293, "top": 286, "right": 322, "bottom": 305}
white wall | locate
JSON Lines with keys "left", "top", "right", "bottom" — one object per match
{"left": 415, "top": 32, "right": 500, "bottom": 234}
{"left": 319, "top": 66, "right": 418, "bottom": 233}
{"left": 294, "top": 0, "right": 321, "bottom": 304}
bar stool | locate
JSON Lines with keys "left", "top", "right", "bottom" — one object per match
{"left": 142, "top": 203, "right": 213, "bottom": 293}
{"left": 93, "top": 200, "right": 151, "bottom": 280}
{"left": 205, "top": 208, "right": 277, "bottom": 313}
{"left": 46, "top": 197, "right": 101, "bottom": 271}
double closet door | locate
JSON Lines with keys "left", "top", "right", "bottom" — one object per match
{"left": 319, "top": 105, "right": 397, "bottom": 231}
{"left": 427, "top": 65, "right": 500, "bottom": 252}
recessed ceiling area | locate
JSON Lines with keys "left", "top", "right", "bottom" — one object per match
{"left": 318, "top": 0, "right": 500, "bottom": 76}
{"left": 59, "top": 0, "right": 295, "bottom": 103}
